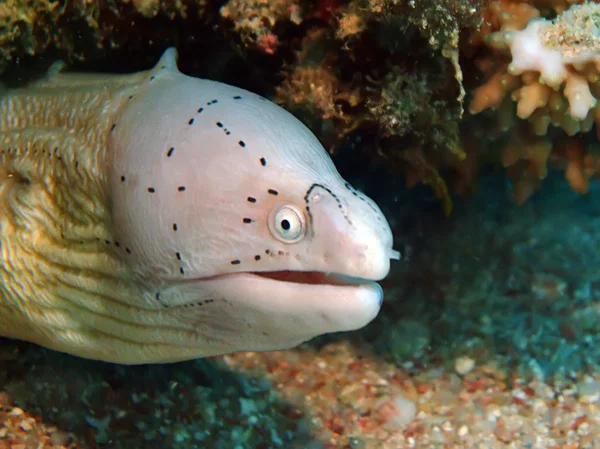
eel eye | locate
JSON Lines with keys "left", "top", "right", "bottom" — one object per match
{"left": 268, "top": 204, "right": 306, "bottom": 243}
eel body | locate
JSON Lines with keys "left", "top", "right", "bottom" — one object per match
{"left": 0, "top": 48, "right": 399, "bottom": 364}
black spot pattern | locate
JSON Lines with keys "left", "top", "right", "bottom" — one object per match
{"left": 175, "top": 251, "right": 185, "bottom": 274}
{"left": 304, "top": 183, "right": 352, "bottom": 226}
{"left": 214, "top": 121, "right": 233, "bottom": 136}
{"left": 95, "top": 235, "right": 134, "bottom": 256}
{"left": 180, "top": 299, "right": 215, "bottom": 309}
{"left": 57, "top": 234, "right": 119, "bottom": 251}
{"left": 177, "top": 248, "right": 185, "bottom": 274}
{"left": 156, "top": 290, "right": 216, "bottom": 309}
{"left": 155, "top": 292, "right": 168, "bottom": 308}
{"left": 344, "top": 182, "right": 383, "bottom": 222}
{"left": 113, "top": 92, "right": 286, "bottom": 277}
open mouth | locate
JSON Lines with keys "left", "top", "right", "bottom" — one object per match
{"left": 181, "top": 270, "right": 372, "bottom": 287}
{"left": 252, "top": 271, "right": 372, "bottom": 286}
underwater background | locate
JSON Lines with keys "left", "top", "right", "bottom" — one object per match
{"left": 1, "top": 0, "right": 600, "bottom": 448}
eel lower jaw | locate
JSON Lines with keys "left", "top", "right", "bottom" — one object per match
{"left": 168, "top": 270, "right": 384, "bottom": 338}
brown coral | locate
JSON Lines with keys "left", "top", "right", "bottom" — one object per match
{"left": 3, "top": 0, "right": 597, "bottom": 213}
{"left": 268, "top": 0, "right": 489, "bottom": 213}
{"left": 0, "top": 1, "right": 214, "bottom": 75}
{"left": 220, "top": 0, "right": 304, "bottom": 55}
{"left": 0, "top": 0, "right": 100, "bottom": 68}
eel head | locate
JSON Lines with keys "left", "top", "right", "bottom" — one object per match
{"left": 106, "top": 49, "right": 400, "bottom": 363}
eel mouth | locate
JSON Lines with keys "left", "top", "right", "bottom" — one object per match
{"left": 181, "top": 270, "right": 374, "bottom": 287}
{"left": 174, "top": 270, "right": 384, "bottom": 332}
{"left": 250, "top": 270, "right": 373, "bottom": 286}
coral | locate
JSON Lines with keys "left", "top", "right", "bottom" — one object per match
{"left": 0, "top": 0, "right": 101, "bottom": 69}
{"left": 0, "top": 1, "right": 209, "bottom": 75}
{"left": 274, "top": 29, "right": 363, "bottom": 148}
{"left": 340, "top": 0, "right": 486, "bottom": 108}
{"left": 269, "top": 0, "right": 488, "bottom": 213}
{"left": 469, "top": 1, "right": 600, "bottom": 203}
{"left": 0, "top": 0, "right": 489, "bottom": 213}
{"left": 552, "top": 136, "right": 600, "bottom": 194}
{"left": 127, "top": 0, "right": 187, "bottom": 18}
{"left": 500, "top": 128, "right": 554, "bottom": 204}
{"left": 368, "top": 66, "right": 440, "bottom": 138}
{"left": 471, "top": 2, "right": 599, "bottom": 132}
{"left": 464, "top": 1, "right": 540, "bottom": 54}
{"left": 3, "top": 0, "right": 597, "bottom": 210}
{"left": 342, "top": 0, "right": 485, "bottom": 53}
{"left": 478, "top": 4, "right": 600, "bottom": 130}
{"left": 366, "top": 65, "right": 468, "bottom": 214}
{"left": 219, "top": 0, "right": 305, "bottom": 55}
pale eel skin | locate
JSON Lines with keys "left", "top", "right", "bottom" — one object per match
{"left": 0, "top": 48, "right": 399, "bottom": 364}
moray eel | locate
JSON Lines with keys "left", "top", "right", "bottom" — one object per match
{"left": 0, "top": 48, "right": 399, "bottom": 364}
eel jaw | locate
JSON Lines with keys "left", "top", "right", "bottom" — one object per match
{"left": 163, "top": 270, "right": 384, "bottom": 355}
{"left": 252, "top": 270, "right": 380, "bottom": 287}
